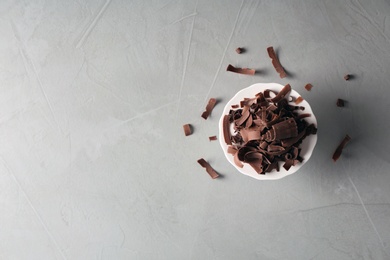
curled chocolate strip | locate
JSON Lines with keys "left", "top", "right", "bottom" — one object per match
{"left": 226, "top": 64, "right": 255, "bottom": 75}
{"left": 183, "top": 124, "right": 192, "bottom": 136}
{"left": 267, "top": 46, "right": 287, "bottom": 78}
{"left": 332, "top": 135, "right": 351, "bottom": 162}
{"left": 197, "top": 158, "right": 220, "bottom": 179}
{"left": 270, "top": 84, "right": 291, "bottom": 103}
{"left": 201, "top": 98, "right": 217, "bottom": 119}
{"left": 223, "top": 115, "right": 232, "bottom": 145}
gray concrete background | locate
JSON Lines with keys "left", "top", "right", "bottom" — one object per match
{"left": 1, "top": 0, "right": 390, "bottom": 259}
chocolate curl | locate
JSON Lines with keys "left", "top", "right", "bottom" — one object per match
{"left": 183, "top": 124, "right": 192, "bottom": 136}
{"left": 267, "top": 46, "right": 287, "bottom": 78}
{"left": 227, "top": 145, "right": 237, "bottom": 155}
{"left": 197, "top": 158, "right": 220, "bottom": 179}
{"left": 305, "top": 83, "right": 313, "bottom": 91}
{"left": 201, "top": 98, "right": 217, "bottom": 119}
{"left": 265, "top": 161, "right": 279, "bottom": 173}
{"left": 332, "top": 135, "right": 351, "bottom": 162}
{"left": 235, "top": 109, "right": 250, "bottom": 126}
{"left": 226, "top": 64, "right": 255, "bottom": 75}
{"left": 223, "top": 115, "right": 232, "bottom": 145}
{"left": 246, "top": 129, "right": 261, "bottom": 141}
{"left": 266, "top": 118, "right": 298, "bottom": 141}
{"left": 270, "top": 84, "right": 291, "bottom": 103}
{"left": 231, "top": 104, "right": 239, "bottom": 109}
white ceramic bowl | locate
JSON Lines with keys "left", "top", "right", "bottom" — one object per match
{"left": 219, "top": 83, "right": 318, "bottom": 180}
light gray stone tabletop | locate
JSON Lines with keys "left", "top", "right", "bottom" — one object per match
{"left": 1, "top": 0, "right": 390, "bottom": 259}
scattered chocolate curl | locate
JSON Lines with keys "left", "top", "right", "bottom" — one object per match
{"left": 267, "top": 46, "right": 287, "bottom": 78}
{"left": 201, "top": 98, "right": 217, "bottom": 119}
{"left": 197, "top": 158, "right": 220, "bottom": 179}
{"left": 332, "top": 135, "right": 351, "bottom": 162}
{"left": 183, "top": 124, "right": 192, "bottom": 136}
{"left": 226, "top": 64, "right": 255, "bottom": 75}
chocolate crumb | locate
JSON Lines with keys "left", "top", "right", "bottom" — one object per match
{"left": 197, "top": 158, "right": 220, "bottom": 179}
{"left": 209, "top": 136, "right": 217, "bottom": 141}
{"left": 304, "top": 84, "right": 313, "bottom": 91}
{"left": 336, "top": 99, "right": 345, "bottom": 107}
{"left": 183, "top": 124, "right": 192, "bottom": 136}
{"left": 344, "top": 74, "right": 350, "bottom": 80}
{"left": 235, "top": 47, "right": 244, "bottom": 54}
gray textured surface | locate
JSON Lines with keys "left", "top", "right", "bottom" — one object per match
{"left": 1, "top": 0, "right": 390, "bottom": 259}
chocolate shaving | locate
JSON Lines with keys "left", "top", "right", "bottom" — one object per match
{"left": 226, "top": 64, "right": 255, "bottom": 75}
{"left": 304, "top": 84, "right": 313, "bottom": 91}
{"left": 270, "top": 84, "right": 291, "bottom": 103}
{"left": 197, "top": 158, "right": 220, "bottom": 179}
{"left": 231, "top": 104, "right": 239, "bottom": 109}
{"left": 267, "top": 46, "right": 287, "bottom": 78}
{"left": 209, "top": 135, "right": 217, "bottom": 141}
{"left": 332, "top": 135, "right": 351, "bottom": 162}
{"left": 223, "top": 85, "right": 317, "bottom": 174}
{"left": 201, "top": 98, "right": 217, "bottom": 119}
{"left": 295, "top": 96, "right": 304, "bottom": 105}
{"left": 223, "top": 115, "right": 232, "bottom": 145}
{"left": 183, "top": 124, "right": 192, "bottom": 136}
{"left": 336, "top": 99, "right": 345, "bottom": 107}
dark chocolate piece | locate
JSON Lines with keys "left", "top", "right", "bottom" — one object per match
{"left": 267, "top": 46, "right": 287, "bottom": 78}
{"left": 226, "top": 64, "right": 255, "bottom": 75}
{"left": 235, "top": 47, "right": 244, "bottom": 54}
{"left": 336, "top": 99, "right": 345, "bottom": 107}
{"left": 332, "top": 135, "right": 351, "bottom": 162}
{"left": 344, "top": 74, "right": 350, "bottom": 80}
{"left": 304, "top": 84, "right": 313, "bottom": 91}
{"left": 197, "top": 158, "right": 220, "bottom": 179}
{"left": 209, "top": 136, "right": 217, "bottom": 141}
{"left": 201, "top": 98, "right": 217, "bottom": 119}
{"left": 183, "top": 124, "right": 192, "bottom": 136}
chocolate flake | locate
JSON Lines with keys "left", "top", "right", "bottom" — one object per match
{"left": 209, "top": 135, "right": 217, "bottom": 141}
{"left": 267, "top": 46, "right": 287, "bottom": 78}
{"left": 295, "top": 96, "right": 304, "bottom": 105}
{"left": 197, "top": 158, "right": 220, "bottom": 179}
{"left": 226, "top": 64, "right": 255, "bottom": 75}
{"left": 336, "top": 98, "right": 345, "bottom": 107}
{"left": 183, "top": 124, "right": 192, "bottom": 136}
{"left": 304, "top": 84, "right": 313, "bottom": 91}
{"left": 344, "top": 74, "right": 350, "bottom": 80}
{"left": 201, "top": 98, "right": 217, "bottom": 119}
{"left": 332, "top": 135, "right": 351, "bottom": 162}
{"left": 223, "top": 115, "right": 232, "bottom": 145}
